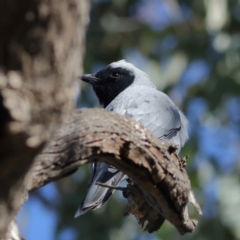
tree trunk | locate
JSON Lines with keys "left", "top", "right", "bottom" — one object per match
{"left": 0, "top": 0, "right": 90, "bottom": 238}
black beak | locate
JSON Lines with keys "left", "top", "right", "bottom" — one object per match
{"left": 80, "top": 74, "right": 99, "bottom": 84}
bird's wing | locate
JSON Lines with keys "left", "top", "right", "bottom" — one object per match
{"left": 108, "top": 87, "right": 185, "bottom": 146}
{"left": 75, "top": 162, "right": 125, "bottom": 217}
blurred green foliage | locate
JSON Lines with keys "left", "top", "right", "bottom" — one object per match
{"left": 28, "top": 0, "right": 240, "bottom": 239}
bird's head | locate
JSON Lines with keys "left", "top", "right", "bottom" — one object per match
{"left": 80, "top": 60, "right": 155, "bottom": 107}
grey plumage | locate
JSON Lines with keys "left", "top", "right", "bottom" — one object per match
{"left": 75, "top": 60, "right": 188, "bottom": 217}
{"left": 75, "top": 163, "right": 125, "bottom": 216}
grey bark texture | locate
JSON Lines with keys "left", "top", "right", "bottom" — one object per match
{"left": 30, "top": 109, "right": 202, "bottom": 235}
{"left": 0, "top": 0, "right": 90, "bottom": 239}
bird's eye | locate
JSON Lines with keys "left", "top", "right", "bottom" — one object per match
{"left": 111, "top": 72, "right": 121, "bottom": 78}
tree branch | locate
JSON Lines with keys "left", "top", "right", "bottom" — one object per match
{"left": 30, "top": 108, "right": 201, "bottom": 235}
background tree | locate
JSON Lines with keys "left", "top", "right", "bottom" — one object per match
{"left": 0, "top": 0, "right": 89, "bottom": 238}
{"left": 13, "top": 0, "right": 240, "bottom": 240}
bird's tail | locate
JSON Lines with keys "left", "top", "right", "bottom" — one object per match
{"left": 74, "top": 162, "right": 126, "bottom": 217}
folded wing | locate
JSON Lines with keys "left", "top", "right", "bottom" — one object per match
{"left": 75, "top": 163, "right": 125, "bottom": 217}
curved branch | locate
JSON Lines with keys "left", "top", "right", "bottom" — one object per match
{"left": 30, "top": 108, "right": 201, "bottom": 235}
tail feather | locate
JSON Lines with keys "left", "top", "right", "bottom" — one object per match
{"left": 75, "top": 162, "right": 126, "bottom": 217}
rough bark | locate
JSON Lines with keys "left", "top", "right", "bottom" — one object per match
{"left": 0, "top": 0, "right": 89, "bottom": 238}
{"left": 30, "top": 108, "right": 202, "bottom": 235}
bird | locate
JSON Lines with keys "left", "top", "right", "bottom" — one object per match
{"left": 75, "top": 60, "right": 188, "bottom": 217}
